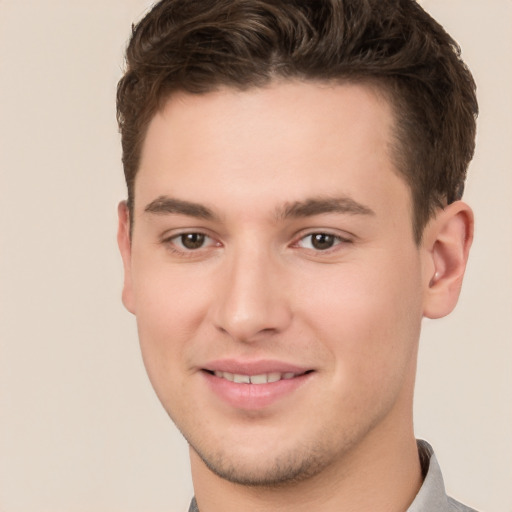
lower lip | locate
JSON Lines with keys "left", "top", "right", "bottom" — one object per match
{"left": 202, "top": 371, "right": 313, "bottom": 410}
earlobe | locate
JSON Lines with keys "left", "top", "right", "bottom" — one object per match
{"left": 117, "top": 201, "right": 136, "bottom": 314}
{"left": 422, "top": 201, "right": 474, "bottom": 319}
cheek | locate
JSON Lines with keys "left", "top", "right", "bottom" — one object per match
{"left": 297, "top": 255, "right": 423, "bottom": 384}
{"left": 131, "top": 260, "right": 211, "bottom": 380}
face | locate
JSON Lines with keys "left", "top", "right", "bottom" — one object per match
{"left": 119, "top": 81, "right": 430, "bottom": 486}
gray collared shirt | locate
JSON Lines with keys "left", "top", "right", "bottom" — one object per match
{"left": 188, "top": 440, "right": 478, "bottom": 511}
{"left": 408, "top": 440, "right": 477, "bottom": 511}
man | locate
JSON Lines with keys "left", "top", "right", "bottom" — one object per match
{"left": 116, "top": 1, "right": 478, "bottom": 510}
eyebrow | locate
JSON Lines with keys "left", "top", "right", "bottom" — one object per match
{"left": 279, "top": 196, "right": 375, "bottom": 219}
{"left": 143, "top": 194, "right": 375, "bottom": 221}
{"left": 144, "top": 196, "right": 216, "bottom": 220}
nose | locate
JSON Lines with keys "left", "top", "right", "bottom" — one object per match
{"left": 211, "top": 247, "right": 293, "bottom": 342}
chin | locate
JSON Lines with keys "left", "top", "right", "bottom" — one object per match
{"left": 197, "top": 448, "right": 327, "bottom": 487}
{"left": 186, "top": 426, "right": 346, "bottom": 488}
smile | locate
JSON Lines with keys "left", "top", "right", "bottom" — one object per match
{"left": 212, "top": 371, "right": 302, "bottom": 384}
{"left": 203, "top": 367, "right": 314, "bottom": 410}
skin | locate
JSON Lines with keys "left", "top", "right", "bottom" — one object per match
{"left": 118, "top": 81, "right": 473, "bottom": 511}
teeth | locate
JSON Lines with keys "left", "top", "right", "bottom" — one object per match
{"left": 213, "top": 371, "right": 299, "bottom": 384}
{"left": 249, "top": 374, "right": 268, "bottom": 384}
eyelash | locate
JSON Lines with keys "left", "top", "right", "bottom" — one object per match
{"left": 293, "top": 232, "right": 352, "bottom": 252}
{"left": 161, "top": 231, "right": 352, "bottom": 256}
{"left": 162, "top": 232, "right": 219, "bottom": 257}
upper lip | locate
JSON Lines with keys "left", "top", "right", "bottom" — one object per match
{"left": 203, "top": 359, "right": 311, "bottom": 376}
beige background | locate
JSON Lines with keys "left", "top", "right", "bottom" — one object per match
{"left": 0, "top": 0, "right": 510, "bottom": 510}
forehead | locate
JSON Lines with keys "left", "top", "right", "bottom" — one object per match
{"left": 141, "top": 80, "right": 395, "bottom": 164}
{"left": 135, "top": 80, "right": 409, "bottom": 224}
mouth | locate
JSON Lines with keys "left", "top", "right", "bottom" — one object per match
{"left": 204, "top": 369, "right": 312, "bottom": 385}
{"left": 201, "top": 362, "right": 315, "bottom": 410}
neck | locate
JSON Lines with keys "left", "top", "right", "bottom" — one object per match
{"left": 190, "top": 419, "right": 422, "bottom": 512}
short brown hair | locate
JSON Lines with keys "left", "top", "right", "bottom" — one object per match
{"left": 117, "top": 0, "right": 478, "bottom": 241}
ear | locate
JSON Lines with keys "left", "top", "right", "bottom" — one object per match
{"left": 421, "top": 201, "right": 474, "bottom": 319}
{"left": 117, "top": 201, "right": 136, "bottom": 314}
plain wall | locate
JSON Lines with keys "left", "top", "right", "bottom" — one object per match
{"left": 0, "top": 1, "right": 510, "bottom": 510}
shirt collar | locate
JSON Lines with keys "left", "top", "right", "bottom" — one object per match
{"left": 188, "top": 497, "right": 199, "bottom": 512}
{"left": 407, "top": 439, "right": 451, "bottom": 511}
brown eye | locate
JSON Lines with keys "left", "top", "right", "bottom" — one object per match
{"left": 310, "top": 233, "right": 336, "bottom": 250}
{"left": 295, "top": 232, "right": 349, "bottom": 252}
{"left": 180, "top": 233, "right": 206, "bottom": 249}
